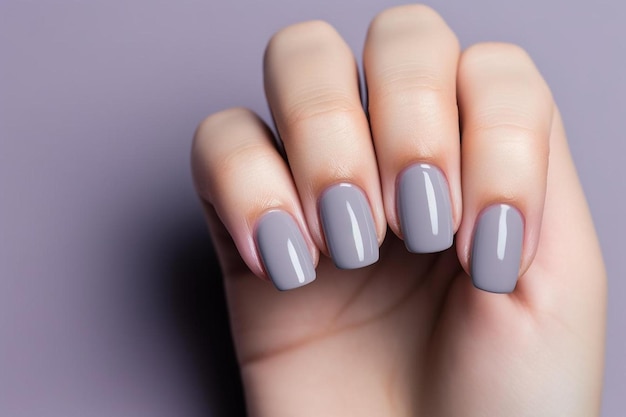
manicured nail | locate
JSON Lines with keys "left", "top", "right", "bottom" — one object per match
{"left": 397, "top": 163, "right": 453, "bottom": 253}
{"left": 255, "top": 210, "right": 316, "bottom": 291}
{"left": 470, "top": 204, "right": 524, "bottom": 293}
{"left": 319, "top": 183, "right": 379, "bottom": 269}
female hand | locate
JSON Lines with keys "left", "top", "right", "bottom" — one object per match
{"left": 192, "top": 5, "right": 606, "bottom": 416}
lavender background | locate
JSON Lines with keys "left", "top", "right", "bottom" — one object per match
{"left": 1, "top": 0, "right": 624, "bottom": 415}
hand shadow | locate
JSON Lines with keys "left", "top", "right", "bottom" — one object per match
{"left": 161, "top": 214, "right": 246, "bottom": 416}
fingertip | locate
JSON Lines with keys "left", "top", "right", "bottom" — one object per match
{"left": 254, "top": 209, "right": 317, "bottom": 291}
{"left": 396, "top": 163, "right": 455, "bottom": 254}
{"left": 317, "top": 182, "right": 381, "bottom": 269}
{"left": 469, "top": 204, "right": 524, "bottom": 294}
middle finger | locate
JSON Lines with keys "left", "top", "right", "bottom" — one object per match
{"left": 364, "top": 4, "right": 462, "bottom": 253}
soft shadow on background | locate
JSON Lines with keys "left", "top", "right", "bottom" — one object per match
{"left": 159, "top": 219, "right": 246, "bottom": 417}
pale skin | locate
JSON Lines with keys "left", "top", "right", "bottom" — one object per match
{"left": 191, "top": 5, "right": 606, "bottom": 416}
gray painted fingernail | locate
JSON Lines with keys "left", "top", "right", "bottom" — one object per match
{"left": 255, "top": 210, "right": 316, "bottom": 291}
{"left": 319, "top": 183, "right": 379, "bottom": 269}
{"left": 471, "top": 204, "right": 524, "bottom": 293}
{"left": 397, "top": 163, "right": 453, "bottom": 253}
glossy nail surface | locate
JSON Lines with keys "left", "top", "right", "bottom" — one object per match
{"left": 255, "top": 210, "right": 316, "bottom": 291}
{"left": 397, "top": 163, "right": 453, "bottom": 253}
{"left": 319, "top": 183, "right": 379, "bottom": 269}
{"left": 471, "top": 204, "right": 524, "bottom": 293}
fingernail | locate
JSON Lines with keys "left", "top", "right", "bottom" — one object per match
{"left": 255, "top": 210, "right": 316, "bottom": 291}
{"left": 397, "top": 163, "right": 453, "bottom": 253}
{"left": 470, "top": 204, "right": 524, "bottom": 293}
{"left": 319, "top": 183, "right": 379, "bottom": 269}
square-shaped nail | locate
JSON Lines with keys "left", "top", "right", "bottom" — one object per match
{"left": 471, "top": 204, "right": 524, "bottom": 293}
{"left": 255, "top": 210, "right": 316, "bottom": 291}
{"left": 319, "top": 183, "right": 379, "bottom": 269}
{"left": 397, "top": 163, "right": 453, "bottom": 253}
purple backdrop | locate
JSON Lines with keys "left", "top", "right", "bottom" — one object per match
{"left": 1, "top": 1, "right": 624, "bottom": 415}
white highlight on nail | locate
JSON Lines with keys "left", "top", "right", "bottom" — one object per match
{"left": 497, "top": 205, "right": 510, "bottom": 260}
{"left": 423, "top": 171, "right": 439, "bottom": 236}
{"left": 346, "top": 201, "right": 365, "bottom": 262}
{"left": 287, "top": 239, "right": 306, "bottom": 283}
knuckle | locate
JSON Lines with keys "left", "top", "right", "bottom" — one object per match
{"left": 381, "top": 65, "right": 444, "bottom": 91}
{"left": 469, "top": 96, "right": 547, "bottom": 131}
{"left": 468, "top": 108, "right": 541, "bottom": 141}
{"left": 470, "top": 122, "right": 538, "bottom": 145}
{"left": 466, "top": 119, "right": 549, "bottom": 165}
{"left": 465, "top": 101, "right": 550, "bottom": 162}
{"left": 375, "top": 66, "right": 448, "bottom": 104}
{"left": 283, "top": 89, "right": 360, "bottom": 129}
{"left": 192, "top": 107, "right": 266, "bottom": 200}
{"left": 214, "top": 142, "right": 274, "bottom": 180}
